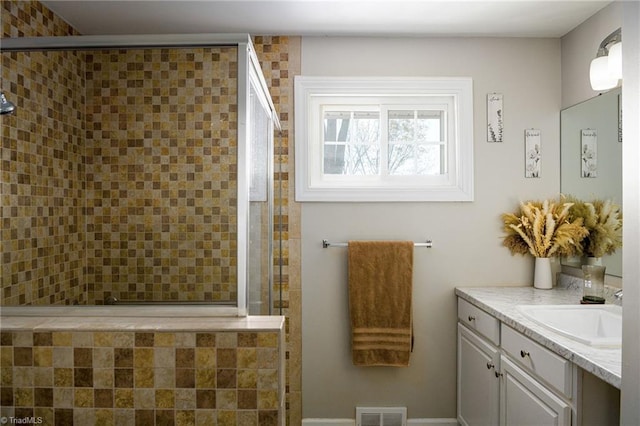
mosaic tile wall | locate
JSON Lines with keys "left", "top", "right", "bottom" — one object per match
{"left": 1, "top": 2, "right": 301, "bottom": 423}
{"left": 1, "top": 1, "right": 87, "bottom": 306}
{"left": 252, "top": 37, "right": 290, "bottom": 314}
{"left": 0, "top": 328, "right": 282, "bottom": 425}
{"left": 2, "top": 1, "right": 240, "bottom": 305}
{"left": 84, "top": 48, "right": 238, "bottom": 304}
{"left": 1, "top": 0, "right": 77, "bottom": 38}
{"left": 252, "top": 36, "right": 302, "bottom": 426}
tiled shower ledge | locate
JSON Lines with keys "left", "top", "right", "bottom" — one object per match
{"left": 0, "top": 306, "right": 285, "bottom": 332}
{"left": 455, "top": 285, "right": 621, "bottom": 389}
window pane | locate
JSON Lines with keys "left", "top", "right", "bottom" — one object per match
{"left": 324, "top": 111, "right": 352, "bottom": 142}
{"left": 416, "top": 144, "right": 444, "bottom": 175}
{"left": 324, "top": 144, "right": 379, "bottom": 175}
{"left": 389, "top": 110, "right": 414, "bottom": 143}
{"left": 389, "top": 110, "right": 442, "bottom": 143}
{"left": 388, "top": 144, "right": 415, "bottom": 175}
{"left": 388, "top": 110, "right": 444, "bottom": 176}
{"left": 389, "top": 144, "right": 443, "bottom": 176}
{"left": 323, "top": 110, "right": 380, "bottom": 175}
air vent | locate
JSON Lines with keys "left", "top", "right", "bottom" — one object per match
{"left": 356, "top": 407, "right": 407, "bottom": 426}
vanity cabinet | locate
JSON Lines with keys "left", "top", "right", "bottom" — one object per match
{"left": 457, "top": 299, "right": 501, "bottom": 426}
{"left": 456, "top": 289, "right": 622, "bottom": 426}
{"left": 457, "top": 324, "right": 500, "bottom": 426}
{"left": 457, "top": 298, "right": 572, "bottom": 426}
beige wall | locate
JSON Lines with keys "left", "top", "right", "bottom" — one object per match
{"left": 300, "top": 36, "right": 561, "bottom": 419}
{"left": 621, "top": 2, "right": 640, "bottom": 424}
{"left": 561, "top": 2, "right": 622, "bottom": 109}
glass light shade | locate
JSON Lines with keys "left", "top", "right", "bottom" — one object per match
{"left": 590, "top": 56, "right": 618, "bottom": 91}
{"left": 608, "top": 42, "right": 622, "bottom": 80}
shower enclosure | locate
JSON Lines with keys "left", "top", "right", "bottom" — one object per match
{"left": 1, "top": 34, "right": 280, "bottom": 315}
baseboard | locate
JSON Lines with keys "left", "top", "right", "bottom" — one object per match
{"left": 302, "top": 418, "right": 458, "bottom": 426}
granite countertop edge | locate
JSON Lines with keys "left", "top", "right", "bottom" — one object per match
{"left": 455, "top": 286, "right": 621, "bottom": 389}
{"left": 0, "top": 308, "right": 286, "bottom": 333}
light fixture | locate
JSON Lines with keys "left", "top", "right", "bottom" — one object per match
{"left": 608, "top": 41, "right": 622, "bottom": 80}
{"left": 589, "top": 28, "right": 622, "bottom": 91}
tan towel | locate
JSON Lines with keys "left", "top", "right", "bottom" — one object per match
{"left": 348, "top": 240, "right": 414, "bottom": 367}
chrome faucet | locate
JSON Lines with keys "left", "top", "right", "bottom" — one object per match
{"left": 614, "top": 289, "right": 623, "bottom": 300}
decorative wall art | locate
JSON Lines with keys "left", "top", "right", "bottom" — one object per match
{"left": 487, "top": 93, "right": 503, "bottom": 142}
{"left": 581, "top": 129, "right": 598, "bottom": 178}
{"left": 524, "top": 129, "right": 541, "bottom": 178}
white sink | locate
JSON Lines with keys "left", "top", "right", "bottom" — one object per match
{"left": 517, "top": 304, "right": 622, "bottom": 347}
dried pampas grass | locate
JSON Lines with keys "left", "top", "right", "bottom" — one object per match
{"left": 502, "top": 199, "right": 588, "bottom": 258}
{"left": 564, "top": 196, "right": 622, "bottom": 258}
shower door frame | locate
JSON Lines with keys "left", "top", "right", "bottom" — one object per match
{"left": 2, "top": 33, "right": 281, "bottom": 316}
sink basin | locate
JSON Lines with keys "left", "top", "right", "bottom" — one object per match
{"left": 517, "top": 304, "right": 622, "bottom": 347}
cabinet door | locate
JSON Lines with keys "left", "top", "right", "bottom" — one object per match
{"left": 458, "top": 323, "right": 500, "bottom": 426}
{"left": 500, "top": 356, "right": 571, "bottom": 426}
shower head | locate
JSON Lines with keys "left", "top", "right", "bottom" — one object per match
{"left": 1, "top": 92, "right": 16, "bottom": 115}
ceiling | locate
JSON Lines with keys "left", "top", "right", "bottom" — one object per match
{"left": 41, "top": 0, "right": 611, "bottom": 38}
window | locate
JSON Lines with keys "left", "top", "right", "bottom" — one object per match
{"left": 295, "top": 77, "right": 474, "bottom": 201}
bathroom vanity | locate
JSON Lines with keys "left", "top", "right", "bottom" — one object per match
{"left": 456, "top": 286, "right": 620, "bottom": 426}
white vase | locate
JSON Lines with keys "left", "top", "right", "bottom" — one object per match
{"left": 533, "top": 257, "right": 553, "bottom": 289}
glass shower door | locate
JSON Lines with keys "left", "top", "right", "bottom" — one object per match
{"left": 247, "top": 82, "right": 274, "bottom": 315}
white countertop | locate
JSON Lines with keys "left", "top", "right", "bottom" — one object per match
{"left": 455, "top": 285, "right": 621, "bottom": 389}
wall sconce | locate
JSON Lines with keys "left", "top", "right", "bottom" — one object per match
{"left": 590, "top": 28, "right": 622, "bottom": 91}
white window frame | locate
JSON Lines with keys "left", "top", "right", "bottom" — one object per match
{"left": 294, "top": 77, "right": 474, "bottom": 202}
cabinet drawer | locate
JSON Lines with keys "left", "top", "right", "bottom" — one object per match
{"left": 500, "top": 356, "right": 572, "bottom": 426}
{"left": 501, "top": 325, "right": 572, "bottom": 398}
{"left": 458, "top": 298, "right": 500, "bottom": 345}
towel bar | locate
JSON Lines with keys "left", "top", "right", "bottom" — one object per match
{"left": 322, "top": 239, "right": 433, "bottom": 248}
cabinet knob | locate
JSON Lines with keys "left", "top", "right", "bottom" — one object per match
{"left": 486, "top": 362, "right": 494, "bottom": 370}
{"left": 520, "top": 350, "right": 530, "bottom": 358}
{"left": 495, "top": 371, "right": 503, "bottom": 378}
{"left": 468, "top": 315, "right": 476, "bottom": 322}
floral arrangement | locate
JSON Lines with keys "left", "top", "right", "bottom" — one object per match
{"left": 564, "top": 196, "right": 623, "bottom": 258}
{"left": 501, "top": 199, "right": 589, "bottom": 258}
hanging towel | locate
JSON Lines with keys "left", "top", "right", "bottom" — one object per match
{"left": 348, "top": 240, "right": 414, "bottom": 367}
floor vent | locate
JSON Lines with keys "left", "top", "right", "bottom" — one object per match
{"left": 356, "top": 407, "right": 407, "bottom": 426}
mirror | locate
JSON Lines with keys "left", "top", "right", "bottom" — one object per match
{"left": 560, "top": 87, "right": 622, "bottom": 277}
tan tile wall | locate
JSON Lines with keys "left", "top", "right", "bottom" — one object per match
{"left": 252, "top": 36, "right": 301, "bottom": 425}
{"left": 84, "top": 48, "right": 238, "bottom": 304}
{"left": 1, "top": 0, "right": 78, "bottom": 38}
{"left": 1, "top": 1, "right": 87, "bottom": 306}
{"left": 2, "top": 2, "right": 241, "bottom": 305}
{"left": 0, "top": 329, "right": 281, "bottom": 425}
{"left": 1, "top": 2, "right": 300, "bottom": 423}
{"left": 252, "top": 36, "right": 290, "bottom": 314}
